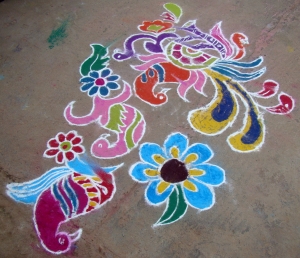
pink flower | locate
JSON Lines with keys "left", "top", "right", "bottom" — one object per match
{"left": 43, "top": 131, "right": 85, "bottom": 164}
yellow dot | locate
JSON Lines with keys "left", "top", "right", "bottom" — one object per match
{"left": 287, "top": 46, "right": 294, "bottom": 53}
{"left": 184, "top": 153, "right": 198, "bottom": 164}
{"left": 88, "top": 193, "right": 97, "bottom": 197}
{"left": 153, "top": 154, "right": 166, "bottom": 164}
{"left": 91, "top": 176, "right": 102, "bottom": 182}
{"left": 170, "top": 146, "right": 179, "bottom": 158}
{"left": 89, "top": 201, "right": 97, "bottom": 207}
{"left": 145, "top": 169, "right": 159, "bottom": 177}
{"left": 82, "top": 183, "right": 93, "bottom": 188}
{"left": 189, "top": 169, "right": 204, "bottom": 176}
{"left": 183, "top": 180, "right": 197, "bottom": 192}
{"left": 157, "top": 181, "right": 170, "bottom": 194}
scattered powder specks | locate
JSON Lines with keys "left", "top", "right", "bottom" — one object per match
{"left": 47, "top": 18, "right": 70, "bottom": 49}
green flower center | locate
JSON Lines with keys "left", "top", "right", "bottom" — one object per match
{"left": 160, "top": 159, "right": 188, "bottom": 183}
{"left": 147, "top": 24, "right": 163, "bottom": 32}
{"left": 60, "top": 141, "right": 72, "bottom": 151}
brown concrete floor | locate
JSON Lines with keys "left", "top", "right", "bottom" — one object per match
{"left": 1, "top": 0, "right": 300, "bottom": 257}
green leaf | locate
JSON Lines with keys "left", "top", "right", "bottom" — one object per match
{"left": 163, "top": 3, "right": 182, "bottom": 22}
{"left": 155, "top": 185, "right": 188, "bottom": 225}
{"left": 105, "top": 104, "right": 125, "bottom": 132}
{"left": 125, "top": 110, "right": 143, "bottom": 149}
{"left": 80, "top": 44, "right": 110, "bottom": 76}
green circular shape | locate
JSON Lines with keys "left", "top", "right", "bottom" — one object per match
{"left": 60, "top": 141, "right": 72, "bottom": 151}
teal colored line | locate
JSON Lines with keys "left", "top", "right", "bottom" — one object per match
{"left": 47, "top": 18, "right": 69, "bottom": 49}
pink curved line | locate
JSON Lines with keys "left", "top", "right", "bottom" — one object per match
{"left": 92, "top": 137, "right": 128, "bottom": 158}
{"left": 193, "top": 70, "right": 207, "bottom": 94}
{"left": 100, "top": 82, "right": 132, "bottom": 125}
{"left": 210, "top": 22, "right": 233, "bottom": 58}
{"left": 64, "top": 82, "right": 132, "bottom": 127}
{"left": 266, "top": 92, "right": 295, "bottom": 115}
{"left": 64, "top": 97, "right": 103, "bottom": 126}
{"left": 133, "top": 119, "right": 146, "bottom": 143}
{"left": 138, "top": 53, "right": 166, "bottom": 62}
{"left": 176, "top": 71, "right": 198, "bottom": 100}
{"left": 103, "top": 82, "right": 132, "bottom": 107}
{"left": 92, "top": 105, "right": 136, "bottom": 158}
{"left": 132, "top": 58, "right": 167, "bottom": 71}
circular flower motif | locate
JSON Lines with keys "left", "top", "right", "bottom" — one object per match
{"left": 43, "top": 131, "right": 85, "bottom": 164}
{"left": 80, "top": 69, "right": 120, "bottom": 97}
{"left": 138, "top": 20, "right": 173, "bottom": 33}
{"left": 129, "top": 132, "right": 225, "bottom": 224}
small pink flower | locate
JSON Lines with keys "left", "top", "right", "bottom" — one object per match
{"left": 43, "top": 131, "right": 85, "bottom": 164}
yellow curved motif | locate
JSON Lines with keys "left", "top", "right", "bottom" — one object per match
{"left": 188, "top": 69, "right": 238, "bottom": 135}
{"left": 227, "top": 115, "right": 265, "bottom": 152}
{"left": 226, "top": 81, "right": 265, "bottom": 152}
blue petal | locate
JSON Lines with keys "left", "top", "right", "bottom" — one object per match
{"left": 99, "top": 86, "right": 109, "bottom": 96}
{"left": 139, "top": 142, "right": 166, "bottom": 167}
{"left": 145, "top": 180, "right": 174, "bottom": 205}
{"left": 88, "top": 86, "right": 98, "bottom": 96}
{"left": 81, "top": 82, "right": 94, "bottom": 91}
{"left": 106, "top": 75, "right": 120, "bottom": 81}
{"left": 89, "top": 71, "right": 99, "bottom": 79}
{"left": 183, "top": 178, "right": 214, "bottom": 210}
{"left": 192, "top": 164, "right": 225, "bottom": 186}
{"left": 164, "top": 132, "right": 188, "bottom": 159}
{"left": 130, "top": 162, "right": 158, "bottom": 182}
{"left": 101, "top": 69, "right": 111, "bottom": 78}
{"left": 181, "top": 143, "right": 213, "bottom": 165}
{"left": 106, "top": 82, "right": 120, "bottom": 90}
{"left": 80, "top": 77, "right": 95, "bottom": 83}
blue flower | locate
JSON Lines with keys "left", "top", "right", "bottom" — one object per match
{"left": 80, "top": 69, "right": 120, "bottom": 97}
{"left": 129, "top": 132, "right": 225, "bottom": 211}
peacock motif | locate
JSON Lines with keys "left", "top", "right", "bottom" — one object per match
{"left": 113, "top": 3, "right": 295, "bottom": 152}
{"left": 6, "top": 131, "right": 121, "bottom": 254}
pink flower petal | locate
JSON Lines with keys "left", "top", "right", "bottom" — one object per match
{"left": 56, "top": 151, "right": 64, "bottom": 164}
{"left": 266, "top": 93, "right": 294, "bottom": 115}
{"left": 44, "top": 149, "right": 59, "bottom": 157}
{"left": 57, "top": 133, "right": 66, "bottom": 143}
{"left": 72, "top": 137, "right": 82, "bottom": 145}
{"left": 48, "top": 139, "right": 59, "bottom": 148}
{"left": 66, "top": 131, "right": 76, "bottom": 141}
{"left": 254, "top": 80, "right": 279, "bottom": 98}
{"left": 65, "top": 151, "right": 75, "bottom": 161}
{"left": 72, "top": 145, "right": 84, "bottom": 154}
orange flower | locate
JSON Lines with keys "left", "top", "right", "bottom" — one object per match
{"left": 138, "top": 20, "right": 173, "bottom": 33}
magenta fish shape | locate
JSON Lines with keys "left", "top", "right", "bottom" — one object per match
{"left": 6, "top": 157, "right": 120, "bottom": 254}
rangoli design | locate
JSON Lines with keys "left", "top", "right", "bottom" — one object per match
{"left": 114, "top": 3, "right": 294, "bottom": 152}
{"left": 7, "top": 131, "right": 121, "bottom": 254}
{"left": 5, "top": 2, "right": 295, "bottom": 255}
{"left": 64, "top": 44, "right": 146, "bottom": 159}
{"left": 130, "top": 132, "right": 225, "bottom": 226}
